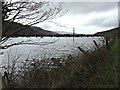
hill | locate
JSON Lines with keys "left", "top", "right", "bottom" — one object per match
{"left": 95, "top": 27, "right": 120, "bottom": 38}
{"left": 2, "top": 21, "right": 58, "bottom": 37}
{"left": 55, "top": 31, "right": 72, "bottom": 34}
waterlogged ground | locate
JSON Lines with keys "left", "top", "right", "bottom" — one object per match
{"left": 0, "top": 37, "right": 103, "bottom": 72}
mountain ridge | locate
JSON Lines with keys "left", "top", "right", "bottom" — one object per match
{"left": 2, "top": 21, "right": 58, "bottom": 37}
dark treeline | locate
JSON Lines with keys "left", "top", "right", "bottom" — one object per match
{"left": 5, "top": 34, "right": 102, "bottom": 37}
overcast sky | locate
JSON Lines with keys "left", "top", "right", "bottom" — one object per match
{"left": 35, "top": 1, "right": 119, "bottom": 34}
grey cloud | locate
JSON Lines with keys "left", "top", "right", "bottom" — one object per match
{"left": 85, "top": 17, "right": 107, "bottom": 26}
{"left": 101, "top": 17, "right": 118, "bottom": 27}
{"left": 84, "top": 12, "right": 118, "bottom": 28}
{"left": 63, "top": 2, "right": 118, "bottom": 14}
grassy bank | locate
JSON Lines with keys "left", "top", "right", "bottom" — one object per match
{"left": 62, "top": 38, "right": 119, "bottom": 88}
{"left": 7, "top": 38, "right": 119, "bottom": 88}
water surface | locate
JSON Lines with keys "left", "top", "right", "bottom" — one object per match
{"left": 0, "top": 37, "right": 103, "bottom": 71}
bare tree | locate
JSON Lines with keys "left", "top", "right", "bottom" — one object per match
{"left": 0, "top": 1, "right": 65, "bottom": 88}
{"left": 0, "top": 0, "right": 64, "bottom": 48}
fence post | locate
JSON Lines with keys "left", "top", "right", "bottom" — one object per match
{"left": 105, "top": 37, "right": 109, "bottom": 49}
{"left": 77, "top": 46, "right": 87, "bottom": 55}
{"left": 93, "top": 40, "right": 99, "bottom": 49}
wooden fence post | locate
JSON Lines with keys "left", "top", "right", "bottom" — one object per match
{"left": 93, "top": 40, "right": 100, "bottom": 49}
{"left": 77, "top": 46, "right": 87, "bottom": 55}
{"left": 105, "top": 37, "right": 109, "bottom": 49}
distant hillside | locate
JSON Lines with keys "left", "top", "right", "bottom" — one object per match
{"left": 2, "top": 21, "right": 58, "bottom": 37}
{"left": 55, "top": 31, "right": 72, "bottom": 34}
{"left": 95, "top": 27, "right": 120, "bottom": 38}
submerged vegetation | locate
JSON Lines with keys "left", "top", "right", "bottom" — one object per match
{"left": 2, "top": 37, "right": 119, "bottom": 88}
